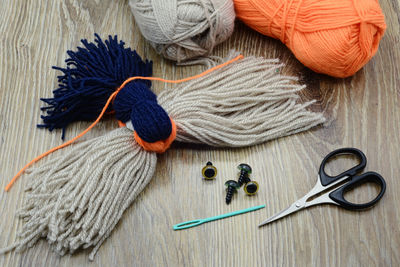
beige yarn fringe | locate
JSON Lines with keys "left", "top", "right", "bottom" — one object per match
{"left": 0, "top": 56, "right": 325, "bottom": 260}
{"left": 159, "top": 56, "right": 326, "bottom": 146}
{"left": 0, "top": 128, "right": 157, "bottom": 260}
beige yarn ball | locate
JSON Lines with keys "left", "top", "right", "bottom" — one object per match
{"left": 129, "top": 0, "right": 235, "bottom": 63}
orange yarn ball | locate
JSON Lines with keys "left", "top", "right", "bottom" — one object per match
{"left": 233, "top": 0, "right": 386, "bottom": 78}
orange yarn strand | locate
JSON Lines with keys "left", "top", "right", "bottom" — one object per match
{"left": 5, "top": 55, "right": 244, "bottom": 191}
{"left": 4, "top": 90, "right": 119, "bottom": 192}
{"left": 118, "top": 55, "right": 244, "bottom": 88}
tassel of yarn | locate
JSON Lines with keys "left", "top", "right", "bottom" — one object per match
{"left": 39, "top": 34, "right": 153, "bottom": 139}
{"left": 1, "top": 40, "right": 324, "bottom": 260}
{"left": 0, "top": 128, "right": 157, "bottom": 260}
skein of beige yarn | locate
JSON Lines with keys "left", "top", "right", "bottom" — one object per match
{"left": 129, "top": 0, "right": 236, "bottom": 63}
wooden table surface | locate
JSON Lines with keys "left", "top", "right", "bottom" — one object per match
{"left": 0, "top": 0, "right": 399, "bottom": 266}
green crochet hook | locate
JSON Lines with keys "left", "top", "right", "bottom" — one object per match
{"left": 173, "top": 204, "right": 265, "bottom": 230}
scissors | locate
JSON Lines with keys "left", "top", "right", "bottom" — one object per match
{"left": 259, "top": 148, "right": 386, "bottom": 227}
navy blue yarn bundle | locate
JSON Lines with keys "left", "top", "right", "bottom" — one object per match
{"left": 113, "top": 82, "right": 172, "bottom": 142}
{"left": 40, "top": 34, "right": 172, "bottom": 142}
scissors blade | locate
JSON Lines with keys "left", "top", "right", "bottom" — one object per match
{"left": 259, "top": 200, "right": 306, "bottom": 227}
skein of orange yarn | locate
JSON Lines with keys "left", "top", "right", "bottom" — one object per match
{"left": 233, "top": 0, "right": 386, "bottom": 78}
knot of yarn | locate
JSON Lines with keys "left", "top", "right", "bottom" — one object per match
{"left": 234, "top": 0, "right": 386, "bottom": 77}
{"left": 114, "top": 81, "right": 175, "bottom": 153}
{"left": 129, "top": 0, "right": 235, "bottom": 63}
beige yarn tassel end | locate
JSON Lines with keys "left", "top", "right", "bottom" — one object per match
{"left": 0, "top": 128, "right": 157, "bottom": 260}
{"left": 159, "top": 55, "right": 326, "bottom": 147}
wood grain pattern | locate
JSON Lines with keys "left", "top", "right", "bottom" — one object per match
{"left": 0, "top": 0, "right": 399, "bottom": 266}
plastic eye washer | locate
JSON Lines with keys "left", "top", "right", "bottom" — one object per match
{"left": 202, "top": 162, "right": 217, "bottom": 180}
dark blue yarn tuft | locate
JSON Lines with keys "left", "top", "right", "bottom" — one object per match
{"left": 113, "top": 82, "right": 172, "bottom": 143}
{"left": 39, "top": 34, "right": 153, "bottom": 139}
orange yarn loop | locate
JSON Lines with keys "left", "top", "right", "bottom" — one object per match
{"left": 118, "top": 118, "right": 177, "bottom": 153}
{"left": 233, "top": 0, "right": 386, "bottom": 78}
{"left": 134, "top": 119, "right": 177, "bottom": 153}
{"left": 5, "top": 55, "right": 244, "bottom": 191}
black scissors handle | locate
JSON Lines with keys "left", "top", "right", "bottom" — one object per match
{"left": 319, "top": 148, "right": 367, "bottom": 186}
{"left": 329, "top": 172, "right": 386, "bottom": 210}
